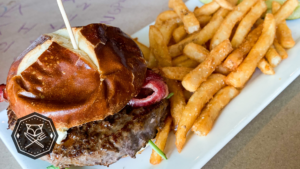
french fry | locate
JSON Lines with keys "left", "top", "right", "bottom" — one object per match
{"left": 226, "top": 14, "right": 276, "bottom": 88}
{"left": 215, "top": 0, "right": 234, "bottom": 10}
{"left": 169, "top": 8, "right": 230, "bottom": 57}
{"left": 133, "top": 38, "right": 150, "bottom": 61}
{"left": 147, "top": 51, "right": 158, "bottom": 68}
{"left": 274, "top": 39, "right": 288, "bottom": 59}
{"left": 176, "top": 74, "right": 226, "bottom": 152}
{"left": 160, "top": 67, "right": 192, "bottom": 80}
{"left": 222, "top": 24, "right": 263, "bottom": 71}
{"left": 173, "top": 55, "right": 189, "bottom": 64}
{"left": 192, "top": 86, "right": 239, "bottom": 136}
{"left": 231, "top": 0, "right": 267, "bottom": 48}
{"left": 277, "top": 21, "right": 295, "bottom": 49}
{"left": 175, "top": 59, "right": 199, "bottom": 68}
{"left": 173, "top": 25, "right": 187, "bottom": 43}
{"left": 227, "top": 0, "right": 239, "bottom": 5}
{"left": 182, "top": 13, "right": 200, "bottom": 34}
{"left": 194, "top": 1, "right": 220, "bottom": 16}
{"left": 272, "top": 1, "right": 295, "bottom": 49}
{"left": 258, "top": 58, "right": 275, "bottom": 75}
{"left": 272, "top": 1, "right": 281, "bottom": 13}
{"left": 210, "top": 0, "right": 259, "bottom": 49}
{"left": 197, "top": 15, "right": 212, "bottom": 28}
{"left": 149, "top": 25, "right": 172, "bottom": 67}
{"left": 150, "top": 116, "right": 172, "bottom": 165}
{"left": 182, "top": 40, "right": 233, "bottom": 92}
{"left": 183, "top": 42, "right": 210, "bottom": 63}
{"left": 265, "top": 45, "right": 282, "bottom": 67}
{"left": 274, "top": 0, "right": 298, "bottom": 24}
{"left": 166, "top": 79, "right": 186, "bottom": 130}
{"left": 158, "top": 19, "right": 179, "bottom": 45}
{"left": 155, "top": 10, "right": 180, "bottom": 28}
{"left": 215, "top": 65, "right": 231, "bottom": 75}
{"left": 169, "top": 0, "right": 200, "bottom": 34}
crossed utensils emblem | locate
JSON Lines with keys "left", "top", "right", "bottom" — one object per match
{"left": 24, "top": 124, "right": 47, "bottom": 148}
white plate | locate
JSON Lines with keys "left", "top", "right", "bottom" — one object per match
{"left": 1, "top": 0, "right": 300, "bottom": 168}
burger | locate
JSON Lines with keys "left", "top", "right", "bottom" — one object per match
{"left": 1, "top": 23, "right": 170, "bottom": 168}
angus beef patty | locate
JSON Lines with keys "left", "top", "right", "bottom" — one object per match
{"left": 8, "top": 99, "right": 169, "bottom": 168}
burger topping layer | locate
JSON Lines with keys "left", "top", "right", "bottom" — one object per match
{"left": 128, "top": 70, "right": 169, "bottom": 107}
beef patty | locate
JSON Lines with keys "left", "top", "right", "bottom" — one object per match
{"left": 8, "top": 99, "right": 169, "bottom": 168}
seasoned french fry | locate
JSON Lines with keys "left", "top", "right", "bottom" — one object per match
{"left": 182, "top": 40, "right": 233, "bottom": 92}
{"left": 274, "top": 39, "right": 288, "bottom": 59}
{"left": 173, "top": 25, "right": 187, "bottom": 43}
{"left": 194, "top": 1, "right": 220, "bottom": 17}
{"left": 169, "top": 0, "right": 200, "bottom": 34}
{"left": 274, "top": 0, "right": 298, "bottom": 24}
{"left": 169, "top": 8, "right": 230, "bottom": 57}
{"left": 147, "top": 51, "right": 158, "bottom": 68}
{"left": 183, "top": 42, "right": 209, "bottom": 63}
{"left": 272, "top": 1, "right": 295, "bottom": 49}
{"left": 272, "top": 1, "right": 281, "bottom": 14}
{"left": 192, "top": 86, "right": 239, "bottom": 136}
{"left": 210, "top": 0, "right": 259, "bottom": 49}
{"left": 215, "top": 0, "right": 234, "bottom": 10}
{"left": 160, "top": 67, "right": 192, "bottom": 81}
{"left": 150, "top": 116, "right": 172, "bottom": 165}
{"left": 159, "top": 19, "right": 179, "bottom": 45}
{"left": 149, "top": 25, "right": 172, "bottom": 67}
{"left": 197, "top": 15, "right": 212, "bottom": 28}
{"left": 155, "top": 10, "right": 180, "bottom": 28}
{"left": 182, "top": 12, "right": 201, "bottom": 34}
{"left": 215, "top": 65, "right": 231, "bottom": 75}
{"left": 265, "top": 45, "right": 282, "bottom": 67}
{"left": 176, "top": 74, "right": 226, "bottom": 152}
{"left": 175, "top": 59, "right": 199, "bottom": 68}
{"left": 222, "top": 24, "right": 263, "bottom": 71}
{"left": 231, "top": 0, "right": 267, "bottom": 48}
{"left": 166, "top": 79, "right": 186, "bottom": 130}
{"left": 226, "top": 14, "right": 276, "bottom": 88}
{"left": 258, "top": 58, "right": 275, "bottom": 75}
{"left": 133, "top": 38, "right": 150, "bottom": 61}
{"left": 173, "top": 55, "right": 189, "bottom": 64}
{"left": 277, "top": 21, "right": 295, "bottom": 49}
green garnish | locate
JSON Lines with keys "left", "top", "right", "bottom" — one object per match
{"left": 198, "top": 0, "right": 212, "bottom": 4}
{"left": 47, "top": 165, "right": 68, "bottom": 169}
{"left": 166, "top": 93, "right": 174, "bottom": 99}
{"left": 148, "top": 140, "right": 168, "bottom": 160}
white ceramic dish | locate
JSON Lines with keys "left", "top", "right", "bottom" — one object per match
{"left": 1, "top": 0, "right": 300, "bottom": 168}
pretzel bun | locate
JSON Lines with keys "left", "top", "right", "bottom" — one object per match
{"left": 6, "top": 23, "right": 147, "bottom": 130}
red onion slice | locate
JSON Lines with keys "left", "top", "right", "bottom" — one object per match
{"left": 128, "top": 79, "right": 169, "bottom": 107}
{"left": 0, "top": 84, "right": 7, "bottom": 102}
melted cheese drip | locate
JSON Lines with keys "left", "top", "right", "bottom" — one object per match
{"left": 56, "top": 127, "right": 68, "bottom": 144}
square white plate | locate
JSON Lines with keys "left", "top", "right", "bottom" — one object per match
{"left": 1, "top": 0, "right": 300, "bottom": 168}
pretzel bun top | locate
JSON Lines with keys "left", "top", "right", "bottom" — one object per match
{"left": 6, "top": 23, "right": 147, "bottom": 130}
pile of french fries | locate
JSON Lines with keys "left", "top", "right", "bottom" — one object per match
{"left": 134, "top": 0, "right": 298, "bottom": 165}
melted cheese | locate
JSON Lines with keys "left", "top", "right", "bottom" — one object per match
{"left": 56, "top": 127, "right": 68, "bottom": 144}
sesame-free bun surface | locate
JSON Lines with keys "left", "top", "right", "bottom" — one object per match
{"left": 6, "top": 23, "right": 147, "bottom": 129}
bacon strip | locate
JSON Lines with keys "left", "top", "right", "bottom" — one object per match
{"left": 128, "top": 70, "right": 168, "bottom": 107}
{"left": 0, "top": 84, "right": 7, "bottom": 102}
